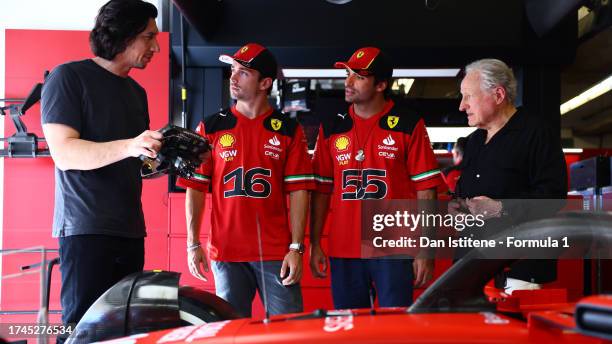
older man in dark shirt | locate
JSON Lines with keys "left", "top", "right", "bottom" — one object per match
{"left": 452, "top": 58, "right": 567, "bottom": 294}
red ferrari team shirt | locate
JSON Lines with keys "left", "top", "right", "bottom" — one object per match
{"left": 177, "top": 106, "right": 316, "bottom": 261}
{"left": 312, "top": 100, "right": 443, "bottom": 258}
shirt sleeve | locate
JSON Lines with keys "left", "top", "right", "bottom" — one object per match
{"left": 406, "top": 119, "right": 444, "bottom": 191}
{"left": 525, "top": 126, "right": 568, "bottom": 198}
{"left": 176, "top": 121, "right": 212, "bottom": 192}
{"left": 501, "top": 127, "right": 567, "bottom": 221}
{"left": 41, "top": 64, "right": 83, "bottom": 132}
{"left": 283, "top": 124, "right": 316, "bottom": 192}
{"left": 311, "top": 126, "right": 334, "bottom": 194}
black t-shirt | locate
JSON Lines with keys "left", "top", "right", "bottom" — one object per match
{"left": 41, "top": 59, "right": 149, "bottom": 238}
{"left": 454, "top": 107, "right": 567, "bottom": 283}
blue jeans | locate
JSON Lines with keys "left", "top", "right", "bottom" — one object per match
{"left": 329, "top": 257, "right": 414, "bottom": 309}
{"left": 211, "top": 261, "right": 303, "bottom": 317}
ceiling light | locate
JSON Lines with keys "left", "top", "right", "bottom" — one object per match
{"left": 434, "top": 149, "right": 450, "bottom": 154}
{"left": 426, "top": 127, "right": 477, "bottom": 143}
{"left": 393, "top": 69, "right": 460, "bottom": 78}
{"left": 561, "top": 74, "right": 612, "bottom": 115}
{"left": 282, "top": 69, "right": 347, "bottom": 78}
{"left": 392, "top": 79, "right": 415, "bottom": 94}
{"left": 326, "top": 0, "right": 353, "bottom": 4}
{"left": 281, "top": 68, "right": 460, "bottom": 79}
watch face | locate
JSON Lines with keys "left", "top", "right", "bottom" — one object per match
{"left": 289, "top": 243, "right": 305, "bottom": 253}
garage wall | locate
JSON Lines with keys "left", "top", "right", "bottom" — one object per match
{"left": 0, "top": 0, "right": 165, "bottom": 311}
{"left": 0, "top": 0, "right": 164, "bottom": 234}
{"left": 2, "top": 28, "right": 169, "bottom": 315}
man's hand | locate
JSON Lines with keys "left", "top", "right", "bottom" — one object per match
{"left": 466, "top": 196, "right": 503, "bottom": 219}
{"left": 448, "top": 198, "right": 469, "bottom": 216}
{"left": 128, "top": 130, "right": 163, "bottom": 159}
{"left": 187, "top": 246, "right": 209, "bottom": 281}
{"left": 280, "top": 251, "right": 303, "bottom": 285}
{"left": 309, "top": 244, "right": 328, "bottom": 278}
{"left": 413, "top": 258, "right": 434, "bottom": 288}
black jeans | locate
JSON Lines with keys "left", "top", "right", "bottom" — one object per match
{"left": 58, "top": 234, "right": 144, "bottom": 342}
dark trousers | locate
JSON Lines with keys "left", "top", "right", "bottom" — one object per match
{"left": 58, "top": 235, "right": 144, "bottom": 331}
{"left": 330, "top": 257, "right": 414, "bottom": 309}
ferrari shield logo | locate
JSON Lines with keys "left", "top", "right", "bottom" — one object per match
{"left": 387, "top": 116, "right": 399, "bottom": 129}
{"left": 271, "top": 119, "right": 282, "bottom": 131}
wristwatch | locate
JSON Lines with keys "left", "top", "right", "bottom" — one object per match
{"left": 289, "top": 243, "right": 305, "bottom": 254}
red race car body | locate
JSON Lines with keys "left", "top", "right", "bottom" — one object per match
{"left": 98, "top": 303, "right": 608, "bottom": 344}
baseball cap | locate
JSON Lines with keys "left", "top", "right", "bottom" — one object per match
{"left": 334, "top": 47, "right": 393, "bottom": 79}
{"left": 219, "top": 43, "right": 278, "bottom": 80}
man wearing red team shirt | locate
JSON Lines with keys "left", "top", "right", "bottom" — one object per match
{"left": 310, "top": 47, "right": 444, "bottom": 309}
{"left": 177, "top": 43, "right": 315, "bottom": 317}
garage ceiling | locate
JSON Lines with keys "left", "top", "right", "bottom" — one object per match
{"left": 561, "top": 26, "right": 612, "bottom": 136}
{"left": 170, "top": 0, "right": 611, "bottom": 140}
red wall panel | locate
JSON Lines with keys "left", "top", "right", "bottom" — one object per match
{"left": 2, "top": 30, "right": 170, "bottom": 316}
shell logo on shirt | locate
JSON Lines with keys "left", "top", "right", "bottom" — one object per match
{"left": 387, "top": 116, "right": 399, "bottom": 129}
{"left": 218, "top": 133, "right": 238, "bottom": 161}
{"left": 335, "top": 136, "right": 350, "bottom": 151}
{"left": 219, "top": 133, "right": 235, "bottom": 148}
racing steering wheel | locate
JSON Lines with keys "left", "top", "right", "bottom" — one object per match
{"left": 140, "top": 124, "right": 210, "bottom": 179}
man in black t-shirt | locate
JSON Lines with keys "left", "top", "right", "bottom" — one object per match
{"left": 41, "top": 0, "right": 162, "bottom": 334}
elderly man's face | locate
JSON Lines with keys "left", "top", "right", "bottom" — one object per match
{"left": 459, "top": 71, "right": 499, "bottom": 129}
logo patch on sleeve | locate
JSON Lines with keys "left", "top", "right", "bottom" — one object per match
{"left": 387, "top": 116, "right": 399, "bottom": 129}
{"left": 271, "top": 118, "right": 282, "bottom": 131}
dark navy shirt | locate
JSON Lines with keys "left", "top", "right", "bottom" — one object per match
{"left": 41, "top": 59, "right": 149, "bottom": 238}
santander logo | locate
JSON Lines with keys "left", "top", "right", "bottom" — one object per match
{"left": 268, "top": 136, "right": 281, "bottom": 146}
{"left": 383, "top": 134, "right": 395, "bottom": 146}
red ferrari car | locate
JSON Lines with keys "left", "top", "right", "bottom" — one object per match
{"left": 65, "top": 213, "right": 612, "bottom": 344}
